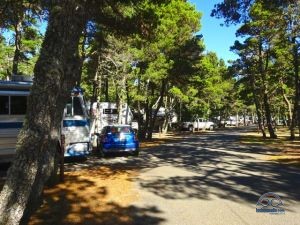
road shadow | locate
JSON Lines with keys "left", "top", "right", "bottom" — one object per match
{"left": 100, "top": 129, "right": 300, "bottom": 210}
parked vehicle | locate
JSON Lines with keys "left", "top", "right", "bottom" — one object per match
{"left": 224, "top": 118, "right": 238, "bottom": 126}
{"left": 0, "top": 80, "right": 31, "bottom": 162}
{"left": 97, "top": 125, "right": 139, "bottom": 156}
{"left": 0, "top": 79, "right": 91, "bottom": 162}
{"left": 62, "top": 87, "right": 91, "bottom": 157}
{"left": 90, "top": 102, "right": 136, "bottom": 148}
{"left": 91, "top": 102, "right": 134, "bottom": 131}
{"left": 182, "top": 118, "right": 215, "bottom": 131}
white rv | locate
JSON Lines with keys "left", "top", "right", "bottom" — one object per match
{"left": 62, "top": 87, "right": 91, "bottom": 156}
{"left": 0, "top": 81, "right": 31, "bottom": 162}
{"left": 92, "top": 102, "right": 134, "bottom": 131}
{"left": 0, "top": 81, "right": 91, "bottom": 162}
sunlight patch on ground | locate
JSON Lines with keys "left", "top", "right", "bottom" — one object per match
{"left": 240, "top": 127, "right": 300, "bottom": 167}
{"left": 29, "top": 166, "right": 139, "bottom": 225}
{"left": 140, "top": 132, "right": 185, "bottom": 148}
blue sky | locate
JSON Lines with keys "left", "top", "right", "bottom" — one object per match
{"left": 189, "top": 0, "right": 240, "bottom": 62}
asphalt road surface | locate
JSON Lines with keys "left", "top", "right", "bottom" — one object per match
{"left": 1, "top": 127, "right": 300, "bottom": 225}
{"left": 91, "top": 127, "right": 300, "bottom": 225}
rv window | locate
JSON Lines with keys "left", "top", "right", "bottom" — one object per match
{"left": 11, "top": 96, "right": 27, "bottom": 114}
{"left": 103, "top": 109, "right": 118, "bottom": 114}
{"left": 73, "top": 97, "right": 84, "bottom": 115}
{"left": 0, "top": 96, "right": 9, "bottom": 114}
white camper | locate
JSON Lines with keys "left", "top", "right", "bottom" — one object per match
{"left": 0, "top": 81, "right": 91, "bottom": 162}
{"left": 92, "top": 102, "right": 133, "bottom": 131}
{"left": 0, "top": 81, "right": 31, "bottom": 162}
{"left": 62, "top": 87, "right": 91, "bottom": 156}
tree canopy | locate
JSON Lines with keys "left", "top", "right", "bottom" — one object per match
{"left": 213, "top": 0, "right": 300, "bottom": 138}
{"left": 2, "top": 0, "right": 299, "bottom": 223}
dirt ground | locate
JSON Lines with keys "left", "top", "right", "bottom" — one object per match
{"left": 29, "top": 166, "right": 139, "bottom": 225}
{"left": 240, "top": 127, "right": 300, "bottom": 167}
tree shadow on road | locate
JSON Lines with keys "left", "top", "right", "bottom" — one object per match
{"left": 111, "top": 131, "right": 300, "bottom": 210}
{"left": 26, "top": 129, "right": 300, "bottom": 223}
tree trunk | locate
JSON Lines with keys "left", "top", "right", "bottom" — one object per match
{"left": 12, "top": 19, "right": 22, "bottom": 75}
{"left": 292, "top": 37, "right": 300, "bottom": 138}
{"left": 258, "top": 39, "right": 277, "bottom": 138}
{"left": 263, "top": 92, "right": 277, "bottom": 138}
{"left": 280, "top": 79, "right": 294, "bottom": 137}
{"left": 147, "top": 79, "right": 166, "bottom": 140}
{"left": 162, "top": 113, "right": 169, "bottom": 134}
{"left": 105, "top": 77, "right": 109, "bottom": 102}
{"left": 136, "top": 73, "right": 145, "bottom": 139}
{"left": 143, "top": 96, "right": 151, "bottom": 139}
{"left": 250, "top": 71, "right": 266, "bottom": 138}
{"left": 162, "top": 97, "right": 172, "bottom": 134}
{"left": 78, "top": 25, "right": 89, "bottom": 84}
{"left": 0, "top": 2, "right": 87, "bottom": 225}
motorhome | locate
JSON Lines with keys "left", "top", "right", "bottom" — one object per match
{"left": 0, "top": 80, "right": 31, "bottom": 162}
{"left": 0, "top": 80, "right": 91, "bottom": 162}
{"left": 92, "top": 102, "right": 134, "bottom": 132}
{"left": 62, "top": 87, "right": 91, "bottom": 156}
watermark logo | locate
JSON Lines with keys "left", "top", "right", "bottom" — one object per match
{"left": 256, "top": 192, "right": 285, "bottom": 214}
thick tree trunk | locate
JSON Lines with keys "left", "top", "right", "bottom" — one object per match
{"left": 0, "top": 2, "right": 87, "bottom": 225}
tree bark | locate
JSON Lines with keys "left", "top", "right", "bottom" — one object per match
{"left": 291, "top": 36, "right": 300, "bottom": 139}
{"left": 0, "top": 2, "right": 87, "bottom": 224}
{"left": 249, "top": 69, "right": 266, "bottom": 138}
{"left": 258, "top": 39, "right": 277, "bottom": 138}
{"left": 280, "top": 79, "right": 294, "bottom": 136}
{"left": 147, "top": 79, "right": 166, "bottom": 140}
{"left": 12, "top": 19, "right": 23, "bottom": 75}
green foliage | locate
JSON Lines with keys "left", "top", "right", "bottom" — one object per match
{"left": 0, "top": 38, "right": 14, "bottom": 79}
{"left": 1, "top": 0, "right": 238, "bottom": 131}
{"left": 183, "top": 52, "right": 234, "bottom": 118}
{"left": 0, "top": 1, "right": 44, "bottom": 76}
{"left": 215, "top": 0, "right": 299, "bottom": 137}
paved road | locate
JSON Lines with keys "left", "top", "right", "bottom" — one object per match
{"left": 1, "top": 127, "right": 300, "bottom": 225}
{"left": 87, "top": 127, "right": 300, "bottom": 225}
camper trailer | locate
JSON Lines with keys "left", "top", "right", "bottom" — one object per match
{"left": 92, "top": 102, "right": 134, "bottom": 131}
{"left": 0, "top": 80, "right": 91, "bottom": 162}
